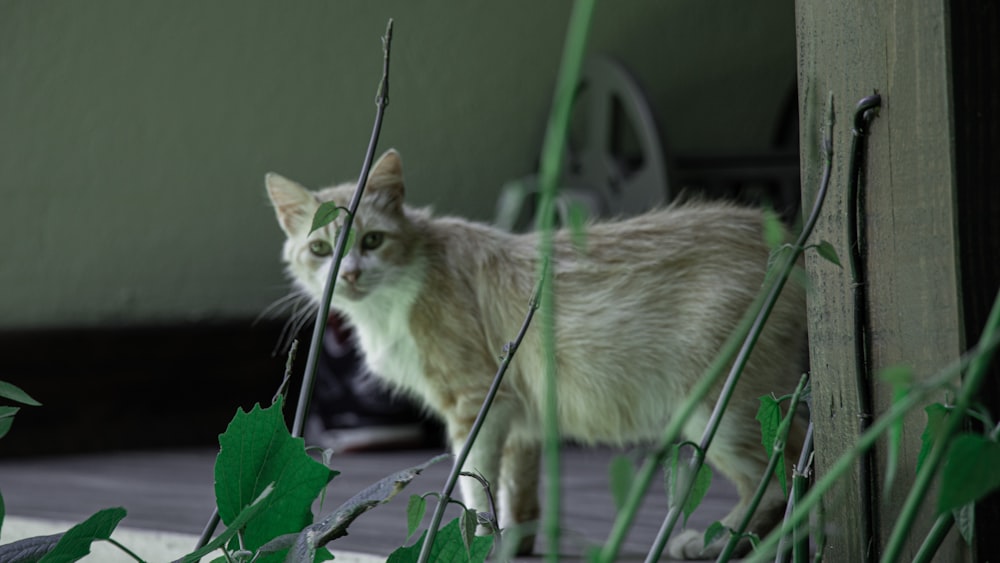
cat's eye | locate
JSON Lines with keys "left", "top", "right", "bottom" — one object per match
{"left": 308, "top": 240, "right": 333, "bottom": 257}
{"left": 361, "top": 231, "right": 385, "bottom": 251}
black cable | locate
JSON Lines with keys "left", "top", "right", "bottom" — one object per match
{"left": 846, "top": 93, "right": 882, "bottom": 562}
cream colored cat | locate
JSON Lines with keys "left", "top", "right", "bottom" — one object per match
{"left": 266, "top": 149, "right": 807, "bottom": 559}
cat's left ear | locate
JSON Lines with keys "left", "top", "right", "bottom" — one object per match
{"left": 266, "top": 173, "right": 316, "bottom": 236}
{"left": 366, "top": 149, "right": 405, "bottom": 210}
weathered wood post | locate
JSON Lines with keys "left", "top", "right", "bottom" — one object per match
{"left": 793, "top": 0, "right": 992, "bottom": 561}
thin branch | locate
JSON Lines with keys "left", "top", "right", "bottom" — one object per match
{"left": 291, "top": 17, "right": 394, "bottom": 439}
{"left": 193, "top": 19, "right": 394, "bottom": 554}
{"left": 714, "top": 374, "right": 809, "bottom": 562}
{"left": 416, "top": 285, "right": 542, "bottom": 563}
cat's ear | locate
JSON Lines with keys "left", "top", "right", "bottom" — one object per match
{"left": 266, "top": 173, "right": 317, "bottom": 236}
{"left": 366, "top": 149, "right": 405, "bottom": 210}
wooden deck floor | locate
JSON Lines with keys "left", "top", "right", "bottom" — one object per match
{"left": 0, "top": 446, "right": 739, "bottom": 561}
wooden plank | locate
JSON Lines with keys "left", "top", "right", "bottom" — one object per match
{"left": 795, "top": 0, "right": 964, "bottom": 561}
{"left": 0, "top": 447, "right": 740, "bottom": 561}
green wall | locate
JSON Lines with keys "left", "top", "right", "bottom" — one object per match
{"left": 0, "top": 1, "right": 794, "bottom": 328}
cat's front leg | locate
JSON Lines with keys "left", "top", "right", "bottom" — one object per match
{"left": 446, "top": 410, "right": 503, "bottom": 535}
{"left": 499, "top": 436, "right": 540, "bottom": 555}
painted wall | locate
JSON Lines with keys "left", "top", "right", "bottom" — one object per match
{"left": 0, "top": 1, "right": 795, "bottom": 328}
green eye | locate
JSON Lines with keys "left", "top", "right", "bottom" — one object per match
{"left": 308, "top": 240, "right": 333, "bottom": 257}
{"left": 361, "top": 231, "right": 385, "bottom": 251}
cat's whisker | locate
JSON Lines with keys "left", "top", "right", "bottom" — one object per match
{"left": 256, "top": 290, "right": 307, "bottom": 322}
{"left": 263, "top": 291, "right": 320, "bottom": 357}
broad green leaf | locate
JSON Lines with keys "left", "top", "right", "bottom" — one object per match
{"left": 608, "top": 454, "right": 634, "bottom": 510}
{"left": 38, "top": 507, "right": 126, "bottom": 563}
{"left": 955, "top": 502, "right": 975, "bottom": 546}
{"left": 917, "top": 403, "right": 950, "bottom": 473}
{"left": 703, "top": 521, "right": 728, "bottom": 548}
{"left": 938, "top": 433, "right": 1000, "bottom": 514}
{"left": 386, "top": 517, "right": 493, "bottom": 563}
{"left": 310, "top": 202, "right": 342, "bottom": 233}
{"left": 215, "top": 398, "right": 334, "bottom": 562}
{"left": 814, "top": 240, "right": 842, "bottom": 268}
{"left": 406, "top": 495, "right": 427, "bottom": 540}
{"left": 756, "top": 395, "right": 787, "bottom": 496}
{"left": 0, "top": 381, "right": 40, "bottom": 406}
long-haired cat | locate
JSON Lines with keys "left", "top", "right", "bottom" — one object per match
{"left": 266, "top": 149, "right": 807, "bottom": 559}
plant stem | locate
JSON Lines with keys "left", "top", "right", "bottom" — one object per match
{"left": 533, "top": 0, "right": 597, "bottom": 559}
{"left": 290, "top": 17, "right": 394, "bottom": 439}
{"left": 107, "top": 538, "right": 147, "bottom": 563}
{"left": 603, "top": 92, "right": 836, "bottom": 563}
{"left": 193, "top": 20, "right": 393, "bottom": 554}
{"left": 416, "top": 289, "right": 541, "bottom": 563}
{"left": 910, "top": 511, "right": 955, "bottom": 563}
{"left": 879, "top": 287, "right": 1000, "bottom": 563}
{"left": 715, "top": 375, "right": 809, "bottom": 562}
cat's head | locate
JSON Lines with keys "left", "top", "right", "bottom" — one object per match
{"left": 266, "top": 149, "right": 422, "bottom": 307}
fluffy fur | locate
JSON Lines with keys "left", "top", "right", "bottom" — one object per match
{"left": 266, "top": 149, "right": 807, "bottom": 558}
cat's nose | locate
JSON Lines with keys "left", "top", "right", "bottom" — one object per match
{"left": 341, "top": 269, "right": 360, "bottom": 284}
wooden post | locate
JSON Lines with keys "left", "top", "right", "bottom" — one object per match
{"left": 795, "top": 0, "right": 968, "bottom": 561}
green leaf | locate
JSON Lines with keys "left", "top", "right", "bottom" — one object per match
{"left": 566, "top": 200, "right": 589, "bottom": 249}
{"left": 938, "top": 433, "right": 1000, "bottom": 514}
{"left": 814, "top": 240, "right": 842, "bottom": 268}
{"left": 0, "top": 381, "right": 41, "bottom": 406}
{"left": 310, "top": 202, "right": 342, "bottom": 233}
{"left": 663, "top": 445, "right": 713, "bottom": 526}
{"left": 879, "top": 365, "right": 913, "bottom": 493}
{"left": 684, "top": 463, "right": 713, "bottom": 527}
{"left": 756, "top": 395, "right": 787, "bottom": 496}
{"left": 761, "top": 208, "right": 785, "bottom": 250}
{"left": 878, "top": 364, "right": 914, "bottom": 388}
{"left": 954, "top": 502, "right": 975, "bottom": 546}
{"left": 0, "top": 406, "right": 18, "bottom": 440}
{"left": 406, "top": 495, "right": 427, "bottom": 540}
{"left": 608, "top": 454, "right": 634, "bottom": 510}
{"left": 703, "top": 521, "right": 728, "bottom": 548}
{"left": 342, "top": 226, "right": 357, "bottom": 256}
{"left": 386, "top": 517, "right": 493, "bottom": 563}
{"left": 918, "top": 403, "right": 950, "bottom": 474}
{"left": 37, "top": 507, "right": 126, "bottom": 563}
{"left": 214, "top": 398, "right": 334, "bottom": 561}
{"left": 459, "top": 508, "right": 477, "bottom": 558}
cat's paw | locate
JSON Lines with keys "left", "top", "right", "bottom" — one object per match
{"left": 666, "top": 528, "right": 755, "bottom": 560}
{"left": 665, "top": 529, "right": 722, "bottom": 560}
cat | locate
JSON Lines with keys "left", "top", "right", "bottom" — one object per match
{"left": 266, "top": 149, "right": 807, "bottom": 559}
